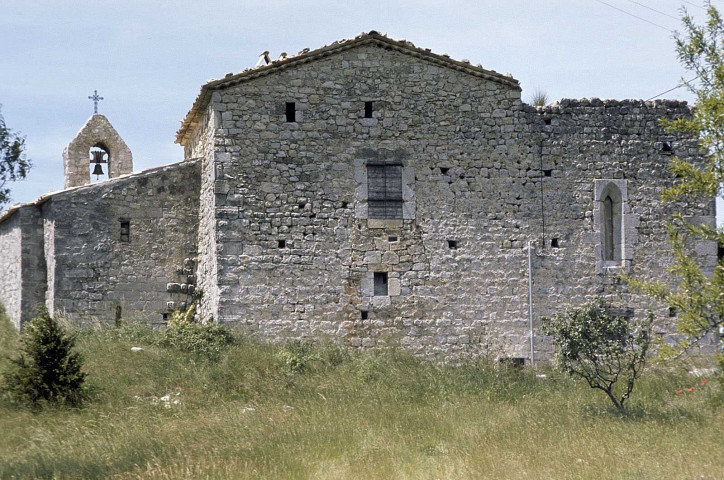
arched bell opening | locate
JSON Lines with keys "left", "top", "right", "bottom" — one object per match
{"left": 89, "top": 142, "right": 110, "bottom": 183}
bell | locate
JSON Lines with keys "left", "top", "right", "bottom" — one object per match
{"left": 91, "top": 150, "right": 106, "bottom": 164}
{"left": 92, "top": 163, "right": 104, "bottom": 178}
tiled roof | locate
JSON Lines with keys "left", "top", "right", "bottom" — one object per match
{"left": 175, "top": 31, "right": 520, "bottom": 145}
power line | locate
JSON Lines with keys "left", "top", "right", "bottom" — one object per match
{"left": 645, "top": 75, "right": 700, "bottom": 101}
{"left": 591, "top": 0, "right": 673, "bottom": 31}
{"left": 682, "top": 0, "right": 705, "bottom": 9}
{"left": 626, "top": 0, "right": 679, "bottom": 20}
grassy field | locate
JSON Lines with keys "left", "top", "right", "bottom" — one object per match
{"left": 0, "top": 311, "right": 722, "bottom": 480}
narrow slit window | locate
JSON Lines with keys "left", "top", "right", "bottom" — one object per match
{"left": 603, "top": 196, "right": 614, "bottom": 261}
{"left": 373, "top": 272, "right": 388, "bottom": 296}
{"left": 285, "top": 102, "right": 296, "bottom": 122}
{"left": 364, "top": 101, "right": 373, "bottom": 118}
{"left": 600, "top": 184, "right": 623, "bottom": 263}
{"left": 120, "top": 221, "right": 130, "bottom": 242}
{"left": 367, "top": 163, "right": 403, "bottom": 219}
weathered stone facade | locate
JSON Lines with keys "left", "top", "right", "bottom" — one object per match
{"left": 0, "top": 32, "right": 717, "bottom": 360}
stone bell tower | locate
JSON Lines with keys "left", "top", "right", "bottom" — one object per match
{"left": 62, "top": 93, "right": 132, "bottom": 188}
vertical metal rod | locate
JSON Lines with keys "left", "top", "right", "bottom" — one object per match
{"left": 527, "top": 241, "right": 535, "bottom": 366}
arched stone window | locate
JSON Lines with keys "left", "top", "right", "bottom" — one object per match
{"left": 594, "top": 179, "right": 634, "bottom": 271}
{"left": 600, "top": 183, "right": 622, "bottom": 262}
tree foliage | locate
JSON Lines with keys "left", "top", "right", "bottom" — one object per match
{"left": 627, "top": 2, "right": 724, "bottom": 354}
{"left": 3, "top": 309, "right": 87, "bottom": 408}
{"left": 542, "top": 300, "right": 653, "bottom": 413}
{"left": 0, "top": 105, "right": 30, "bottom": 209}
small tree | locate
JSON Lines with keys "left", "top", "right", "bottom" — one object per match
{"left": 3, "top": 309, "right": 87, "bottom": 407}
{"left": 542, "top": 300, "right": 653, "bottom": 413}
{"left": 626, "top": 2, "right": 724, "bottom": 354}
{"left": 0, "top": 105, "right": 31, "bottom": 209}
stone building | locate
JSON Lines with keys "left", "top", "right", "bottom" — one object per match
{"left": 0, "top": 32, "right": 717, "bottom": 361}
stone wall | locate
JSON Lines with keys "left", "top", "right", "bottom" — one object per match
{"left": 184, "top": 105, "right": 219, "bottom": 322}
{"left": 45, "top": 161, "right": 200, "bottom": 325}
{"left": 189, "top": 43, "right": 716, "bottom": 360}
{"left": 19, "top": 205, "right": 47, "bottom": 326}
{"left": 528, "top": 99, "right": 717, "bottom": 353}
{"left": 0, "top": 211, "right": 22, "bottom": 328}
{"left": 202, "top": 44, "right": 544, "bottom": 359}
{"left": 0, "top": 206, "right": 47, "bottom": 329}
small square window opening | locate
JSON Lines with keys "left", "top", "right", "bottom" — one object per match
{"left": 364, "top": 101, "right": 373, "bottom": 118}
{"left": 120, "top": 221, "right": 130, "bottom": 242}
{"left": 551, "top": 238, "right": 560, "bottom": 248}
{"left": 361, "top": 310, "right": 369, "bottom": 320}
{"left": 278, "top": 240, "right": 286, "bottom": 249}
{"left": 373, "top": 272, "right": 388, "bottom": 296}
{"left": 543, "top": 169, "right": 552, "bottom": 177}
{"left": 662, "top": 141, "right": 673, "bottom": 152}
{"left": 388, "top": 236, "right": 398, "bottom": 242}
{"left": 447, "top": 240, "right": 458, "bottom": 249}
{"left": 285, "top": 102, "right": 296, "bottom": 122}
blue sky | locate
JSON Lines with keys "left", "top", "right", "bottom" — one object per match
{"left": 1, "top": 0, "right": 721, "bottom": 221}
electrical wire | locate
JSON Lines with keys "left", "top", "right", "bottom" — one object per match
{"left": 591, "top": 0, "right": 673, "bottom": 31}
{"left": 626, "top": 0, "right": 679, "bottom": 20}
{"left": 645, "top": 75, "right": 700, "bottom": 101}
{"left": 682, "top": 0, "right": 704, "bottom": 9}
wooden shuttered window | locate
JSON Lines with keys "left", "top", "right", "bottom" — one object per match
{"left": 367, "top": 163, "right": 403, "bottom": 219}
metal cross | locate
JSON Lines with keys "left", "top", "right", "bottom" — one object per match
{"left": 88, "top": 90, "right": 104, "bottom": 114}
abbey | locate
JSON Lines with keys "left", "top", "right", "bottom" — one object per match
{"left": 0, "top": 32, "right": 717, "bottom": 360}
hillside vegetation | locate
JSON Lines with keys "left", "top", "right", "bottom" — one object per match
{"left": 0, "top": 311, "right": 721, "bottom": 480}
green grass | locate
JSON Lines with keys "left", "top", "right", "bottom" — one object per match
{"left": 0, "top": 313, "right": 722, "bottom": 479}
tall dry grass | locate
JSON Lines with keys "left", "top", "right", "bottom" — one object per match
{"left": 0, "top": 314, "right": 721, "bottom": 479}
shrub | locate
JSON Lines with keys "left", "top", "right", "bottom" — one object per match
{"left": 542, "top": 299, "right": 653, "bottom": 413}
{"left": 3, "top": 308, "right": 87, "bottom": 407}
{"left": 157, "top": 305, "right": 236, "bottom": 361}
{"left": 278, "top": 340, "right": 317, "bottom": 374}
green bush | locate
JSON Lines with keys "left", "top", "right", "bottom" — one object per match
{"left": 3, "top": 308, "right": 87, "bottom": 407}
{"left": 0, "top": 302, "right": 18, "bottom": 368}
{"left": 278, "top": 340, "right": 317, "bottom": 374}
{"left": 542, "top": 299, "right": 652, "bottom": 413}
{"left": 157, "top": 306, "right": 236, "bottom": 361}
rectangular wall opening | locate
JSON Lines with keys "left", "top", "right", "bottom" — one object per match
{"left": 120, "top": 220, "right": 130, "bottom": 242}
{"left": 373, "top": 272, "right": 388, "bottom": 296}
{"left": 285, "top": 102, "right": 296, "bottom": 122}
{"left": 364, "top": 101, "right": 373, "bottom": 118}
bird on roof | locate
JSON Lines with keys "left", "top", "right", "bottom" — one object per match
{"left": 255, "top": 51, "right": 271, "bottom": 68}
